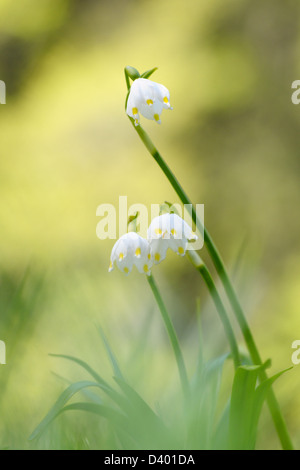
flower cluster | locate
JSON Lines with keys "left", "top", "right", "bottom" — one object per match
{"left": 109, "top": 74, "right": 196, "bottom": 276}
{"left": 126, "top": 78, "right": 172, "bottom": 126}
{"left": 109, "top": 214, "right": 197, "bottom": 276}
{"left": 109, "top": 232, "right": 152, "bottom": 276}
{"left": 148, "top": 213, "right": 197, "bottom": 265}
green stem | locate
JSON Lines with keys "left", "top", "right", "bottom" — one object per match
{"left": 129, "top": 117, "right": 293, "bottom": 450}
{"left": 187, "top": 251, "right": 240, "bottom": 369}
{"left": 124, "top": 68, "right": 130, "bottom": 92}
{"left": 147, "top": 274, "right": 190, "bottom": 402}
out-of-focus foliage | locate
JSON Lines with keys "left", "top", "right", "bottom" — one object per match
{"left": 28, "top": 339, "right": 290, "bottom": 450}
{"left": 0, "top": 0, "right": 300, "bottom": 449}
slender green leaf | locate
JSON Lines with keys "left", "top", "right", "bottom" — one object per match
{"left": 141, "top": 67, "right": 158, "bottom": 79}
{"left": 59, "top": 402, "right": 128, "bottom": 431}
{"left": 62, "top": 402, "right": 139, "bottom": 449}
{"left": 51, "top": 371, "right": 103, "bottom": 405}
{"left": 190, "top": 353, "right": 229, "bottom": 449}
{"left": 49, "top": 354, "right": 109, "bottom": 387}
{"left": 213, "top": 400, "right": 231, "bottom": 449}
{"left": 29, "top": 381, "right": 104, "bottom": 440}
{"left": 249, "top": 367, "right": 292, "bottom": 448}
{"left": 229, "top": 363, "right": 267, "bottom": 449}
{"left": 228, "top": 360, "right": 289, "bottom": 449}
{"left": 98, "top": 327, "right": 124, "bottom": 380}
{"left": 114, "top": 377, "right": 177, "bottom": 449}
{"left": 49, "top": 354, "right": 127, "bottom": 408}
{"left": 114, "top": 377, "right": 162, "bottom": 424}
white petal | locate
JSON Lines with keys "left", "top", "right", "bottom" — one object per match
{"left": 149, "top": 238, "right": 169, "bottom": 264}
{"left": 135, "top": 256, "right": 152, "bottom": 274}
{"left": 109, "top": 232, "right": 152, "bottom": 275}
{"left": 147, "top": 213, "right": 196, "bottom": 261}
{"left": 108, "top": 260, "right": 114, "bottom": 272}
{"left": 110, "top": 238, "right": 121, "bottom": 263}
{"left": 139, "top": 100, "right": 163, "bottom": 122}
{"left": 128, "top": 79, "right": 145, "bottom": 107}
{"left": 168, "top": 237, "right": 188, "bottom": 256}
{"left": 155, "top": 83, "right": 172, "bottom": 109}
{"left": 147, "top": 215, "right": 165, "bottom": 239}
{"left": 126, "top": 94, "right": 140, "bottom": 126}
{"left": 169, "top": 214, "right": 197, "bottom": 242}
{"left": 126, "top": 92, "right": 137, "bottom": 116}
{"left": 149, "top": 214, "right": 172, "bottom": 239}
{"left": 126, "top": 78, "right": 172, "bottom": 124}
{"left": 133, "top": 236, "right": 152, "bottom": 274}
{"left": 135, "top": 78, "right": 156, "bottom": 103}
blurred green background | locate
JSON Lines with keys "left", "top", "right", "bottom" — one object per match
{"left": 0, "top": 0, "right": 300, "bottom": 449}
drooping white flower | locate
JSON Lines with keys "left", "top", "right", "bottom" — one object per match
{"left": 126, "top": 78, "right": 173, "bottom": 126}
{"left": 109, "top": 232, "right": 153, "bottom": 276}
{"left": 147, "top": 213, "right": 197, "bottom": 264}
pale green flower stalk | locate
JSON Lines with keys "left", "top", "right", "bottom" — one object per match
{"left": 147, "top": 211, "right": 240, "bottom": 369}
{"left": 124, "top": 66, "right": 293, "bottom": 450}
{"left": 187, "top": 250, "right": 240, "bottom": 370}
{"left": 147, "top": 274, "right": 190, "bottom": 403}
{"left": 108, "top": 225, "right": 190, "bottom": 402}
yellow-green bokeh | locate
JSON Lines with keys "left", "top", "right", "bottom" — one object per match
{"left": 0, "top": 0, "right": 300, "bottom": 449}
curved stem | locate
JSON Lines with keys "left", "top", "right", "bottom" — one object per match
{"left": 129, "top": 116, "right": 293, "bottom": 450}
{"left": 187, "top": 251, "right": 240, "bottom": 369}
{"left": 147, "top": 274, "right": 190, "bottom": 403}
{"left": 124, "top": 68, "right": 130, "bottom": 92}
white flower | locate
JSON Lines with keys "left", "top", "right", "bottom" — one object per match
{"left": 147, "top": 213, "right": 197, "bottom": 264}
{"left": 109, "top": 232, "right": 153, "bottom": 276}
{"left": 126, "top": 78, "right": 173, "bottom": 126}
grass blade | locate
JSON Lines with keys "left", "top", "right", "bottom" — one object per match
{"left": 98, "top": 327, "right": 124, "bottom": 380}
{"left": 29, "top": 381, "right": 104, "bottom": 440}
